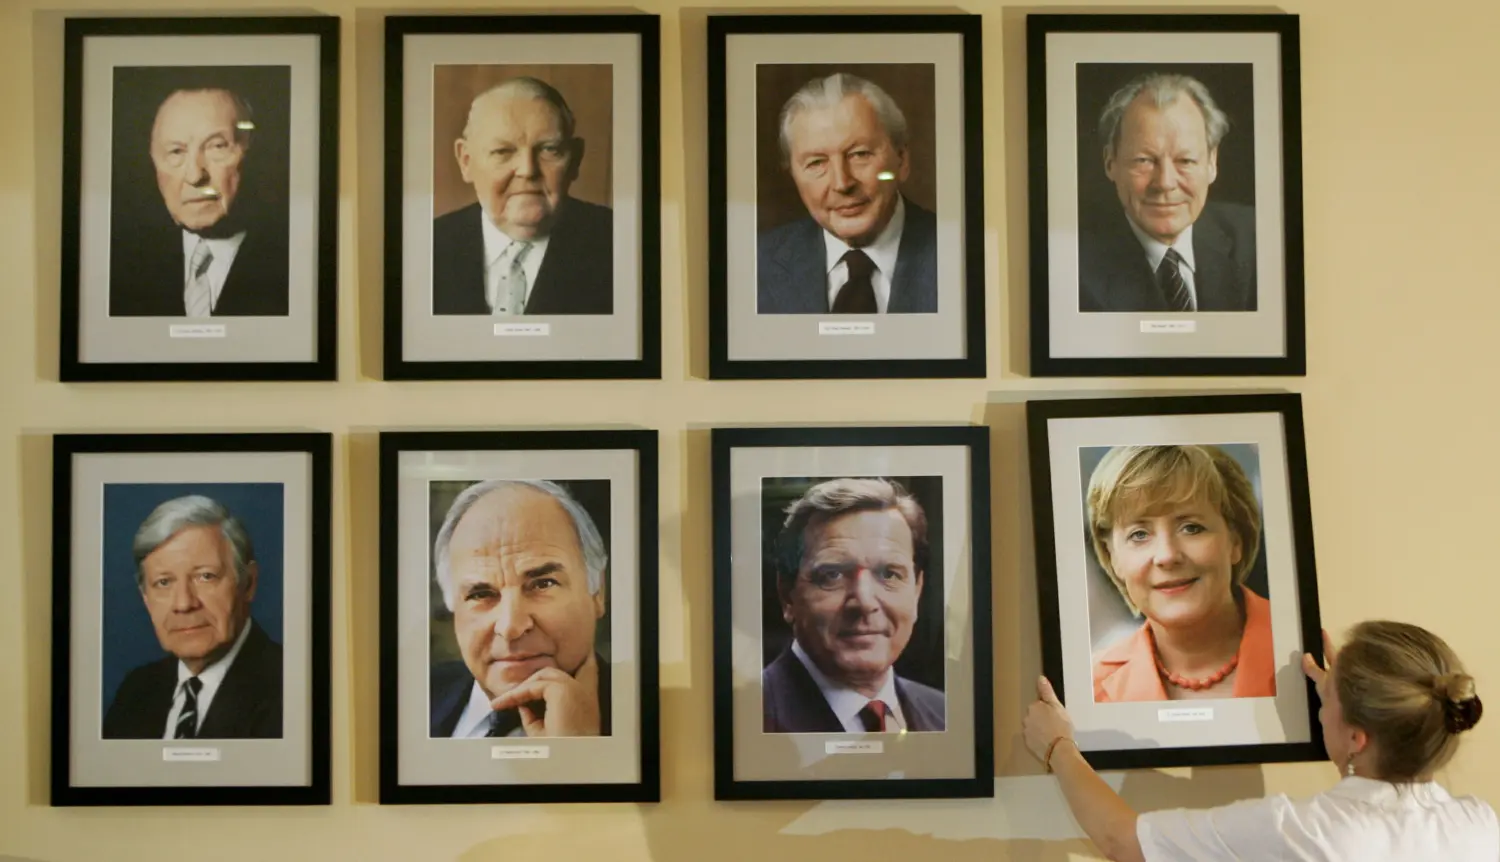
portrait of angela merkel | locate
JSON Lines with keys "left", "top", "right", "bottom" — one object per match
{"left": 1085, "top": 444, "right": 1275, "bottom": 703}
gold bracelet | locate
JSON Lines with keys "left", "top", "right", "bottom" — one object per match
{"left": 1044, "top": 735, "right": 1072, "bottom": 773}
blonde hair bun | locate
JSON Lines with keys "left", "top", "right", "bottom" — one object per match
{"left": 1435, "top": 673, "right": 1483, "bottom": 733}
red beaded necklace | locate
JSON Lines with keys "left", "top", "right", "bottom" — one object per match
{"left": 1147, "top": 626, "right": 1239, "bottom": 691}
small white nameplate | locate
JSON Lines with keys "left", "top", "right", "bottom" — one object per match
{"left": 826, "top": 740, "right": 883, "bottom": 755}
{"left": 818, "top": 321, "right": 876, "bottom": 336}
{"left": 491, "top": 745, "right": 550, "bottom": 760}
{"left": 163, "top": 746, "right": 221, "bottom": 762}
{"left": 493, "top": 323, "right": 551, "bottom": 337}
{"left": 1140, "top": 320, "right": 1196, "bottom": 334}
{"left": 169, "top": 324, "right": 227, "bottom": 339}
{"left": 1157, "top": 707, "right": 1215, "bottom": 723}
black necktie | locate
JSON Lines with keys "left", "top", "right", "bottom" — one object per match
{"left": 832, "top": 249, "right": 878, "bottom": 313}
{"left": 485, "top": 708, "right": 524, "bottom": 738}
{"left": 1156, "top": 249, "right": 1194, "bottom": 311}
{"left": 174, "top": 676, "right": 203, "bottom": 739}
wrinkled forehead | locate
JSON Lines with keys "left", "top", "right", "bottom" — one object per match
{"left": 801, "top": 506, "right": 914, "bottom": 560}
{"left": 469, "top": 94, "right": 568, "bottom": 140}
{"left": 788, "top": 95, "right": 887, "bottom": 147}
{"left": 1121, "top": 92, "right": 1208, "bottom": 141}
{"left": 449, "top": 486, "right": 581, "bottom": 559}
{"left": 152, "top": 90, "right": 241, "bottom": 141}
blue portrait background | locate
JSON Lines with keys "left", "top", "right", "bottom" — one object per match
{"left": 100, "top": 482, "right": 285, "bottom": 714}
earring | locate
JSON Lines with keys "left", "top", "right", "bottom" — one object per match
{"left": 1345, "top": 758, "right": 1356, "bottom": 777}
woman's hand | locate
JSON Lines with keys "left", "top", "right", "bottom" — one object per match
{"left": 1023, "top": 675, "right": 1075, "bottom": 764}
{"left": 1301, "top": 627, "right": 1337, "bottom": 702}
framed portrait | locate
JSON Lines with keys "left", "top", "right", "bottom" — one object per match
{"left": 378, "top": 430, "right": 659, "bottom": 804}
{"left": 707, "top": 15, "right": 986, "bottom": 380}
{"left": 383, "top": 15, "right": 662, "bottom": 381}
{"left": 50, "top": 433, "right": 332, "bottom": 806}
{"left": 711, "top": 426, "right": 992, "bottom": 799}
{"left": 60, "top": 17, "right": 340, "bottom": 382}
{"left": 1026, "top": 15, "right": 1305, "bottom": 377}
{"left": 1026, "top": 393, "right": 1327, "bottom": 769}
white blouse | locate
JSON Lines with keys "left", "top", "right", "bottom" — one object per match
{"left": 1137, "top": 776, "right": 1499, "bottom": 861}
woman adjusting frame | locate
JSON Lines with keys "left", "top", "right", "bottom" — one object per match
{"left": 1023, "top": 620, "right": 1497, "bottom": 861}
{"left": 1086, "top": 445, "right": 1273, "bottom": 702}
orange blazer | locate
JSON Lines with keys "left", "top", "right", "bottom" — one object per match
{"left": 1092, "top": 586, "right": 1276, "bottom": 703}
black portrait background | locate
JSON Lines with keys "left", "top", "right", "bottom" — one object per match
{"left": 108, "top": 65, "right": 292, "bottom": 286}
{"left": 427, "top": 479, "right": 613, "bottom": 666}
{"left": 1074, "top": 63, "right": 1256, "bottom": 234}
{"left": 759, "top": 475, "right": 945, "bottom": 692}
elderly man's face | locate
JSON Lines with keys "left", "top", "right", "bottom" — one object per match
{"left": 455, "top": 94, "right": 581, "bottom": 242}
{"left": 448, "top": 486, "right": 605, "bottom": 700}
{"left": 1104, "top": 93, "right": 1219, "bottom": 245}
{"left": 150, "top": 90, "right": 249, "bottom": 233}
{"left": 781, "top": 508, "right": 923, "bottom": 689}
{"left": 139, "top": 525, "right": 256, "bottom": 673}
{"left": 786, "top": 94, "right": 910, "bottom": 248}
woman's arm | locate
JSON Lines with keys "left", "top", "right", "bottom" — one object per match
{"left": 1023, "top": 677, "right": 1146, "bottom": 862}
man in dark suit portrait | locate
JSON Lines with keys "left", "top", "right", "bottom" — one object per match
{"left": 1081, "top": 72, "right": 1257, "bottom": 313}
{"left": 109, "top": 85, "right": 290, "bottom": 318}
{"left": 757, "top": 73, "right": 938, "bottom": 315}
{"left": 428, "top": 480, "right": 612, "bottom": 738}
{"left": 103, "top": 495, "right": 282, "bottom": 739}
{"left": 763, "top": 478, "right": 945, "bottom": 734}
{"left": 432, "top": 78, "right": 614, "bottom": 316}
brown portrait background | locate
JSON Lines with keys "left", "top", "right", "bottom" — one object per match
{"left": 431, "top": 64, "right": 614, "bottom": 219}
{"left": 754, "top": 63, "right": 936, "bottom": 232}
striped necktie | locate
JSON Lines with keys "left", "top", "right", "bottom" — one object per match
{"left": 184, "top": 239, "right": 214, "bottom": 317}
{"left": 174, "top": 676, "right": 204, "bottom": 739}
{"left": 1156, "top": 248, "right": 1194, "bottom": 311}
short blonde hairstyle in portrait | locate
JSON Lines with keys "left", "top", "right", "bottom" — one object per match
{"left": 1085, "top": 445, "right": 1262, "bottom": 615}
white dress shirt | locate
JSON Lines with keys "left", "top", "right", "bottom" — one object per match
{"left": 822, "top": 196, "right": 907, "bottom": 314}
{"left": 450, "top": 681, "right": 525, "bottom": 739}
{"left": 791, "top": 639, "right": 909, "bottom": 733}
{"left": 162, "top": 619, "right": 254, "bottom": 739}
{"left": 480, "top": 208, "right": 551, "bottom": 312}
{"left": 180, "top": 229, "right": 248, "bottom": 312}
{"left": 1138, "top": 776, "right": 1500, "bottom": 862}
{"left": 1126, "top": 219, "right": 1199, "bottom": 311}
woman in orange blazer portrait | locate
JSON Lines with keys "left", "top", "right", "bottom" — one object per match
{"left": 1086, "top": 444, "right": 1275, "bottom": 703}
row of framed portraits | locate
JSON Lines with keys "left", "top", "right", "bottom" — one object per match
{"left": 60, "top": 11, "right": 1305, "bottom": 383}
{"left": 51, "top": 392, "right": 1326, "bottom": 807}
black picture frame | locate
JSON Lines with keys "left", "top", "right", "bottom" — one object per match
{"left": 712, "top": 425, "right": 993, "bottom": 799}
{"left": 707, "top": 14, "right": 987, "bottom": 380}
{"left": 1026, "top": 14, "right": 1305, "bottom": 377}
{"left": 378, "top": 429, "right": 660, "bottom": 804}
{"left": 59, "top": 16, "right": 340, "bottom": 382}
{"left": 50, "top": 432, "right": 333, "bottom": 806}
{"left": 1025, "top": 393, "right": 1327, "bottom": 770}
{"left": 382, "top": 15, "right": 662, "bottom": 381}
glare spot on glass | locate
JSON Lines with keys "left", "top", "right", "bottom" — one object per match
{"left": 236, "top": 121, "right": 256, "bottom": 130}
{"left": 877, "top": 171, "right": 895, "bottom": 181}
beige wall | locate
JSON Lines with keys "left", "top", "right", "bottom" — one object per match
{"left": 2, "top": 0, "right": 1497, "bottom": 859}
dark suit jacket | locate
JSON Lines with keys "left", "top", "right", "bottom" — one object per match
{"left": 102, "top": 620, "right": 284, "bottom": 739}
{"left": 756, "top": 197, "right": 939, "bottom": 314}
{"left": 1079, "top": 201, "right": 1258, "bottom": 313}
{"left": 761, "top": 646, "right": 946, "bottom": 733}
{"left": 431, "top": 199, "right": 614, "bottom": 315}
{"left": 108, "top": 213, "right": 291, "bottom": 317}
{"left": 429, "top": 654, "right": 614, "bottom": 737}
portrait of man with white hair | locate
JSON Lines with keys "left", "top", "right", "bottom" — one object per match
{"left": 427, "top": 479, "right": 613, "bottom": 739}
{"left": 755, "top": 69, "right": 939, "bottom": 315}
{"left": 430, "top": 71, "right": 615, "bottom": 317}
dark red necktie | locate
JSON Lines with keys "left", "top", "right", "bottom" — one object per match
{"left": 832, "top": 249, "right": 878, "bottom": 313}
{"left": 857, "top": 699, "right": 888, "bottom": 732}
